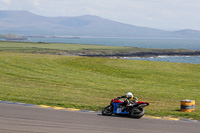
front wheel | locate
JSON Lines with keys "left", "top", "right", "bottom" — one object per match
{"left": 102, "top": 105, "right": 113, "bottom": 116}
{"left": 129, "top": 107, "right": 145, "bottom": 118}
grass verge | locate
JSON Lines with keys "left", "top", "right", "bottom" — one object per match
{"left": 0, "top": 52, "right": 200, "bottom": 120}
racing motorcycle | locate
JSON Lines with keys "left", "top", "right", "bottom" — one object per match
{"left": 102, "top": 98, "right": 149, "bottom": 118}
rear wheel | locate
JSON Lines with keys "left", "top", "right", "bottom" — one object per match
{"left": 102, "top": 105, "right": 113, "bottom": 116}
{"left": 129, "top": 107, "right": 145, "bottom": 118}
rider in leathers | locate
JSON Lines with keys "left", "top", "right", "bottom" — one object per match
{"left": 116, "top": 92, "right": 138, "bottom": 111}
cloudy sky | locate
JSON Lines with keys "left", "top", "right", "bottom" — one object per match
{"left": 0, "top": 0, "right": 200, "bottom": 31}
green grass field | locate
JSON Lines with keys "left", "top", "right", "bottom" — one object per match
{"left": 0, "top": 49, "right": 200, "bottom": 120}
{"left": 0, "top": 41, "right": 125, "bottom": 50}
{"left": 0, "top": 41, "right": 196, "bottom": 56}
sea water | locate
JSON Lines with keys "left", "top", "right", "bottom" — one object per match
{"left": 29, "top": 37, "right": 200, "bottom": 64}
{"left": 122, "top": 56, "right": 200, "bottom": 64}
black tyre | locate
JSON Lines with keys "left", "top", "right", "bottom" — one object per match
{"left": 129, "top": 107, "right": 145, "bottom": 118}
{"left": 102, "top": 105, "right": 113, "bottom": 116}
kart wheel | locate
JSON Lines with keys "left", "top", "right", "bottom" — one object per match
{"left": 102, "top": 105, "right": 113, "bottom": 116}
{"left": 129, "top": 107, "right": 145, "bottom": 118}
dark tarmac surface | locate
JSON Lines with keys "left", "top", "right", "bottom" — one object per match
{"left": 0, "top": 103, "right": 199, "bottom": 133}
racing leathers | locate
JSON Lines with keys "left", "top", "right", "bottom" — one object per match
{"left": 116, "top": 95, "right": 138, "bottom": 111}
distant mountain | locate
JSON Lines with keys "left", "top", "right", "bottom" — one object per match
{"left": 173, "top": 29, "right": 200, "bottom": 38}
{"left": 0, "top": 10, "right": 200, "bottom": 38}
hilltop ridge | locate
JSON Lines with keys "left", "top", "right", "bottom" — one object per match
{"left": 1, "top": 10, "right": 200, "bottom": 38}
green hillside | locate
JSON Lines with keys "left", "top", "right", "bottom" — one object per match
{"left": 0, "top": 52, "right": 199, "bottom": 120}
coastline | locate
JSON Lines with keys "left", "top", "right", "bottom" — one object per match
{"left": 80, "top": 51, "right": 200, "bottom": 58}
{"left": 121, "top": 55, "right": 200, "bottom": 64}
{"left": 1, "top": 40, "right": 200, "bottom": 63}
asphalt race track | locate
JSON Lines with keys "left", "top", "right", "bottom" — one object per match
{"left": 0, "top": 103, "right": 200, "bottom": 133}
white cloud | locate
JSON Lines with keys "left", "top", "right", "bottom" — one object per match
{"left": 0, "top": 0, "right": 11, "bottom": 4}
{"left": 34, "top": 0, "right": 40, "bottom": 6}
